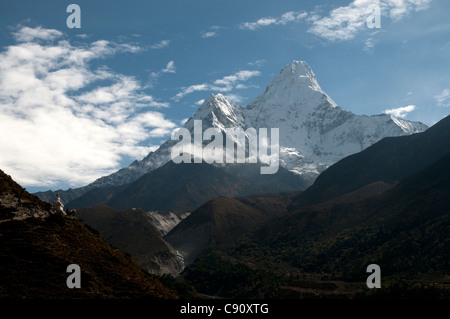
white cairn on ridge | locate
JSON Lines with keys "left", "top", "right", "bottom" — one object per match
{"left": 52, "top": 193, "right": 65, "bottom": 215}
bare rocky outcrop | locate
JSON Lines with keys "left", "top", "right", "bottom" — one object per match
{"left": 0, "top": 170, "right": 76, "bottom": 223}
{"left": 0, "top": 192, "right": 50, "bottom": 221}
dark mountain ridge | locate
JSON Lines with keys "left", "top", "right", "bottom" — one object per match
{"left": 176, "top": 117, "right": 450, "bottom": 298}
{"left": 165, "top": 195, "right": 290, "bottom": 265}
{"left": 290, "top": 115, "right": 450, "bottom": 209}
{"left": 68, "top": 161, "right": 308, "bottom": 212}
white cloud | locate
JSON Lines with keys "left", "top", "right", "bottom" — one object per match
{"left": 223, "top": 94, "right": 245, "bottom": 104}
{"left": 0, "top": 26, "right": 176, "bottom": 189}
{"left": 308, "top": 0, "right": 432, "bottom": 41}
{"left": 201, "top": 25, "right": 224, "bottom": 38}
{"left": 384, "top": 104, "right": 416, "bottom": 118}
{"left": 363, "top": 33, "right": 379, "bottom": 53}
{"left": 247, "top": 59, "right": 266, "bottom": 67}
{"left": 240, "top": 11, "right": 307, "bottom": 30}
{"left": 174, "top": 84, "right": 209, "bottom": 101}
{"left": 201, "top": 31, "right": 216, "bottom": 38}
{"left": 162, "top": 60, "right": 176, "bottom": 73}
{"left": 237, "top": 1, "right": 431, "bottom": 46}
{"left": 150, "top": 39, "right": 171, "bottom": 49}
{"left": 173, "top": 70, "right": 260, "bottom": 101}
{"left": 386, "top": 0, "right": 432, "bottom": 20}
{"left": 149, "top": 61, "right": 176, "bottom": 87}
{"left": 75, "top": 34, "right": 89, "bottom": 39}
{"left": 13, "top": 26, "right": 63, "bottom": 42}
{"left": 434, "top": 89, "right": 450, "bottom": 107}
{"left": 308, "top": 0, "right": 378, "bottom": 41}
{"left": 212, "top": 70, "right": 260, "bottom": 87}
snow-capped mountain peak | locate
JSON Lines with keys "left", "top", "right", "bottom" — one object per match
{"left": 41, "top": 60, "right": 429, "bottom": 202}
{"left": 248, "top": 60, "right": 337, "bottom": 112}
{"left": 191, "top": 93, "right": 244, "bottom": 131}
{"left": 99, "top": 60, "right": 428, "bottom": 180}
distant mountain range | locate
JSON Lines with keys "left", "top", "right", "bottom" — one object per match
{"left": 68, "top": 162, "right": 307, "bottom": 211}
{"left": 20, "top": 59, "right": 448, "bottom": 299}
{"left": 290, "top": 113, "right": 450, "bottom": 209}
{"left": 178, "top": 115, "right": 450, "bottom": 298}
{"left": 35, "top": 60, "right": 427, "bottom": 211}
{"left": 70, "top": 115, "right": 449, "bottom": 297}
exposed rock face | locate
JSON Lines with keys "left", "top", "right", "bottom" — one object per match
{"left": 145, "top": 211, "right": 191, "bottom": 236}
{"left": 0, "top": 192, "right": 49, "bottom": 221}
{"left": 1, "top": 169, "right": 52, "bottom": 222}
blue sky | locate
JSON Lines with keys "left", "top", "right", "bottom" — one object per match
{"left": 0, "top": 0, "right": 449, "bottom": 191}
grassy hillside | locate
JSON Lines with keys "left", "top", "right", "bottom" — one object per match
{"left": 0, "top": 215, "right": 179, "bottom": 298}
{"left": 76, "top": 205, "right": 183, "bottom": 275}
{"left": 0, "top": 169, "right": 179, "bottom": 299}
{"left": 165, "top": 195, "right": 290, "bottom": 265}
{"left": 182, "top": 154, "right": 450, "bottom": 298}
